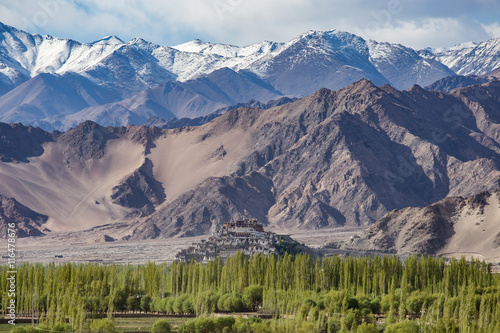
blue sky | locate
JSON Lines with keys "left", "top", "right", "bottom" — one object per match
{"left": 0, "top": 0, "right": 499, "bottom": 49}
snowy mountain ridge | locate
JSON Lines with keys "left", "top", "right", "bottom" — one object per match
{"left": 0, "top": 21, "right": 500, "bottom": 131}
{"left": 433, "top": 37, "right": 500, "bottom": 75}
{"left": 0, "top": 20, "right": 284, "bottom": 89}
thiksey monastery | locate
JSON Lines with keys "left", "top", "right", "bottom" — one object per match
{"left": 175, "top": 219, "right": 295, "bottom": 262}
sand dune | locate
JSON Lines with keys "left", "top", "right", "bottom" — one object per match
{"left": 0, "top": 115, "right": 257, "bottom": 232}
{"left": 0, "top": 138, "right": 145, "bottom": 231}
{"left": 438, "top": 191, "right": 500, "bottom": 262}
{"left": 149, "top": 117, "right": 256, "bottom": 203}
{"left": 344, "top": 190, "right": 500, "bottom": 261}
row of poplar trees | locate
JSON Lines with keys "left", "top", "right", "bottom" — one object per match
{"left": 1, "top": 253, "right": 500, "bottom": 332}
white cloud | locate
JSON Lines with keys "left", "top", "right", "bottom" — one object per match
{"left": 483, "top": 22, "right": 500, "bottom": 39}
{"left": 353, "top": 17, "right": 493, "bottom": 49}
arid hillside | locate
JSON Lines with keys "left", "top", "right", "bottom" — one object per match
{"left": 344, "top": 190, "right": 500, "bottom": 262}
{"left": 1, "top": 80, "right": 500, "bottom": 240}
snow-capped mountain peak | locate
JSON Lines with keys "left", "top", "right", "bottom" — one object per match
{"left": 91, "top": 35, "right": 125, "bottom": 45}
{"left": 367, "top": 40, "right": 455, "bottom": 89}
{"left": 284, "top": 29, "right": 370, "bottom": 58}
{"left": 171, "top": 38, "right": 286, "bottom": 61}
{"left": 172, "top": 39, "right": 240, "bottom": 58}
{"left": 434, "top": 37, "right": 500, "bottom": 75}
{"left": 447, "top": 41, "right": 477, "bottom": 52}
{"left": 1, "top": 21, "right": 500, "bottom": 132}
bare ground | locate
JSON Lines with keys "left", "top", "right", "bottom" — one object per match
{"left": 15, "top": 227, "right": 365, "bottom": 264}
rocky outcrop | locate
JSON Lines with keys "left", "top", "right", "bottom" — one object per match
{"left": 111, "top": 158, "right": 166, "bottom": 216}
{"left": 132, "top": 173, "right": 276, "bottom": 238}
{"left": 0, "top": 195, "right": 48, "bottom": 237}
{"left": 494, "top": 232, "right": 500, "bottom": 248}
{"left": 110, "top": 125, "right": 163, "bottom": 153}
{"left": 94, "top": 234, "right": 116, "bottom": 243}
{"left": 426, "top": 75, "right": 494, "bottom": 92}
{"left": 0, "top": 123, "right": 55, "bottom": 162}
{"left": 343, "top": 191, "right": 498, "bottom": 255}
{"left": 58, "top": 121, "right": 118, "bottom": 162}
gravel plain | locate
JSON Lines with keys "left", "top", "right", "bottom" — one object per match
{"left": 15, "top": 227, "right": 365, "bottom": 264}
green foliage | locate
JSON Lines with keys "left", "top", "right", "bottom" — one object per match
{"left": 177, "top": 319, "right": 196, "bottom": 333}
{"left": 166, "top": 297, "right": 175, "bottom": 314}
{"left": 51, "top": 323, "right": 72, "bottom": 332}
{"left": 182, "top": 296, "right": 195, "bottom": 314}
{"left": 342, "top": 309, "right": 361, "bottom": 331}
{"left": 113, "top": 289, "right": 128, "bottom": 312}
{"left": 325, "top": 290, "right": 347, "bottom": 314}
{"left": 90, "top": 319, "right": 115, "bottom": 333}
{"left": 298, "top": 304, "right": 309, "bottom": 319}
{"left": 381, "top": 294, "right": 399, "bottom": 313}
{"left": 218, "top": 292, "right": 244, "bottom": 312}
{"left": 309, "top": 306, "right": 320, "bottom": 321}
{"left": 177, "top": 317, "right": 222, "bottom": 333}
{"left": 140, "top": 295, "right": 152, "bottom": 312}
{"left": 327, "top": 315, "right": 342, "bottom": 333}
{"left": 2, "top": 254, "right": 500, "bottom": 332}
{"left": 194, "top": 317, "right": 216, "bottom": 332}
{"left": 275, "top": 238, "right": 300, "bottom": 256}
{"left": 126, "top": 296, "right": 140, "bottom": 312}
{"left": 173, "top": 294, "right": 189, "bottom": 314}
{"left": 9, "top": 327, "right": 37, "bottom": 333}
{"left": 405, "top": 292, "right": 427, "bottom": 315}
{"left": 385, "top": 320, "right": 420, "bottom": 333}
{"left": 347, "top": 297, "right": 359, "bottom": 309}
{"left": 233, "top": 316, "right": 264, "bottom": 333}
{"left": 195, "top": 289, "right": 219, "bottom": 314}
{"left": 356, "top": 323, "right": 378, "bottom": 333}
{"left": 243, "top": 285, "right": 263, "bottom": 311}
{"left": 151, "top": 319, "right": 172, "bottom": 333}
{"left": 215, "top": 316, "right": 236, "bottom": 331}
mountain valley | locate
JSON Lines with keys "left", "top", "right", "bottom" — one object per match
{"left": 0, "top": 21, "right": 499, "bottom": 263}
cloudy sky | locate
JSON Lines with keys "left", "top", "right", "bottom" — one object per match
{"left": 0, "top": 0, "right": 499, "bottom": 49}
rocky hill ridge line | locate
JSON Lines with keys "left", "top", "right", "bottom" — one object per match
{"left": 0, "top": 80, "right": 499, "bottom": 239}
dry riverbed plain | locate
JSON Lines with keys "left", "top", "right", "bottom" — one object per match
{"left": 15, "top": 227, "right": 365, "bottom": 264}
{"left": 14, "top": 226, "right": 500, "bottom": 273}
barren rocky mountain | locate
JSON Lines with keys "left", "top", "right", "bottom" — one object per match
{"left": 0, "top": 80, "right": 500, "bottom": 240}
{"left": 0, "top": 195, "right": 48, "bottom": 238}
{"left": 344, "top": 190, "right": 500, "bottom": 262}
{"left": 144, "top": 96, "right": 297, "bottom": 129}
{"left": 426, "top": 75, "right": 494, "bottom": 93}
{"left": 57, "top": 68, "right": 283, "bottom": 130}
{"left": 0, "top": 122, "right": 56, "bottom": 162}
{"left": 0, "top": 73, "right": 122, "bottom": 129}
{"left": 111, "top": 158, "right": 166, "bottom": 217}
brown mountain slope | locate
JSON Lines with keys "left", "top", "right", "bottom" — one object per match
{"left": 0, "top": 122, "right": 148, "bottom": 232}
{"left": 111, "top": 158, "right": 166, "bottom": 217}
{"left": 125, "top": 80, "right": 500, "bottom": 238}
{"left": 0, "top": 80, "right": 500, "bottom": 239}
{"left": 0, "top": 195, "right": 48, "bottom": 237}
{"left": 344, "top": 190, "right": 500, "bottom": 261}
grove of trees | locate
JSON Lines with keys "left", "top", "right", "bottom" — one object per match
{"left": 2, "top": 253, "right": 500, "bottom": 332}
